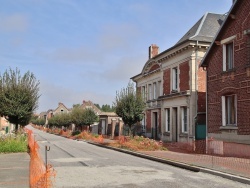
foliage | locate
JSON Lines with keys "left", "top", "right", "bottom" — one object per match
{"left": 48, "top": 113, "right": 71, "bottom": 127}
{"left": 114, "top": 81, "right": 145, "bottom": 136}
{"left": 72, "top": 130, "right": 81, "bottom": 136}
{"left": 71, "top": 107, "right": 98, "bottom": 126}
{"left": 0, "top": 133, "right": 28, "bottom": 153}
{"left": 30, "top": 116, "right": 46, "bottom": 126}
{"left": 94, "top": 103, "right": 115, "bottom": 112}
{"left": 0, "top": 68, "right": 40, "bottom": 131}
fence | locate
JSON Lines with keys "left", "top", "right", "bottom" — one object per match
{"left": 26, "top": 129, "right": 55, "bottom": 188}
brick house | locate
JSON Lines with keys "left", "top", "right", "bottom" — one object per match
{"left": 132, "top": 12, "right": 224, "bottom": 143}
{"left": 201, "top": 0, "right": 250, "bottom": 156}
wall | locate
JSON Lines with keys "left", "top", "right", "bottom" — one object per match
{"left": 206, "top": 0, "right": 250, "bottom": 143}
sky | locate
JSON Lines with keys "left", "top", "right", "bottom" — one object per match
{"left": 0, "top": 0, "right": 232, "bottom": 113}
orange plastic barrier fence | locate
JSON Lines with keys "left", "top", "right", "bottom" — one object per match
{"left": 26, "top": 129, "right": 55, "bottom": 188}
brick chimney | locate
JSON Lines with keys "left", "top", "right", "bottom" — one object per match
{"left": 149, "top": 44, "right": 159, "bottom": 59}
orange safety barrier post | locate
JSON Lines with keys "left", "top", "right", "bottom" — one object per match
{"left": 25, "top": 129, "right": 56, "bottom": 188}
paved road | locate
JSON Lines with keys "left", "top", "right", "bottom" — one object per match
{"left": 29, "top": 126, "right": 250, "bottom": 188}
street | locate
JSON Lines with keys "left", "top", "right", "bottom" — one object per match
{"left": 28, "top": 126, "right": 249, "bottom": 188}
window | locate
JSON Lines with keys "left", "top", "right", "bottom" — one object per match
{"left": 222, "top": 95, "right": 237, "bottom": 126}
{"left": 142, "top": 86, "right": 146, "bottom": 101}
{"left": 153, "top": 82, "right": 157, "bottom": 99}
{"left": 141, "top": 115, "right": 145, "bottom": 133}
{"left": 222, "top": 36, "right": 235, "bottom": 71}
{"left": 172, "top": 67, "right": 178, "bottom": 91}
{"left": 158, "top": 81, "right": 162, "bottom": 97}
{"left": 165, "top": 108, "right": 170, "bottom": 132}
{"left": 148, "top": 84, "right": 152, "bottom": 100}
{"left": 182, "top": 107, "right": 187, "bottom": 132}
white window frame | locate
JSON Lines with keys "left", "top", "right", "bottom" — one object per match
{"left": 222, "top": 94, "right": 237, "bottom": 126}
{"left": 172, "top": 67, "right": 178, "bottom": 91}
{"left": 222, "top": 35, "right": 235, "bottom": 71}
{"left": 142, "top": 86, "right": 146, "bottom": 101}
{"left": 181, "top": 107, "right": 188, "bottom": 133}
{"left": 158, "top": 80, "right": 162, "bottom": 97}
{"left": 165, "top": 108, "right": 170, "bottom": 132}
{"left": 148, "top": 84, "right": 152, "bottom": 100}
{"left": 153, "top": 82, "right": 157, "bottom": 99}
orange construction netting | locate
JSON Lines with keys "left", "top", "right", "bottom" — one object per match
{"left": 26, "top": 128, "right": 56, "bottom": 188}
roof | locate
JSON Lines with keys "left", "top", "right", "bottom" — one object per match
{"left": 176, "top": 13, "right": 225, "bottom": 45}
{"left": 201, "top": 1, "right": 238, "bottom": 67}
{"left": 99, "top": 112, "right": 118, "bottom": 116}
{"left": 131, "top": 12, "right": 225, "bottom": 81}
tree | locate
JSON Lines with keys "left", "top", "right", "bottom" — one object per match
{"left": 0, "top": 68, "right": 40, "bottom": 131}
{"left": 114, "top": 81, "right": 145, "bottom": 136}
{"left": 71, "top": 107, "right": 98, "bottom": 131}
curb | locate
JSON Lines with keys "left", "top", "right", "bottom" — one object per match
{"left": 87, "top": 141, "right": 250, "bottom": 185}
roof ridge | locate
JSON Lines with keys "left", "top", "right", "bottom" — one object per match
{"left": 190, "top": 12, "right": 208, "bottom": 39}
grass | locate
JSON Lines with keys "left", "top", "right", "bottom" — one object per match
{"left": 0, "top": 134, "right": 28, "bottom": 153}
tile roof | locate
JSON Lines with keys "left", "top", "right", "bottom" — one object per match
{"left": 176, "top": 13, "right": 225, "bottom": 45}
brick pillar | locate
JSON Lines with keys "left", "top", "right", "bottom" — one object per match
{"left": 111, "top": 119, "right": 116, "bottom": 139}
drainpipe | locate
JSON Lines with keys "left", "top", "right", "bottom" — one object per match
{"left": 193, "top": 40, "right": 199, "bottom": 147}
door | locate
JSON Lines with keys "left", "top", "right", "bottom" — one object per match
{"left": 152, "top": 112, "right": 158, "bottom": 140}
{"left": 172, "top": 107, "right": 178, "bottom": 142}
{"left": 101, "top": 119, "right": 106, "bottom": 135}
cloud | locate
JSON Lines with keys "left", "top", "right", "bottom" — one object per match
{"left": 0, "top": 14, "right": 29, "bottom": 32}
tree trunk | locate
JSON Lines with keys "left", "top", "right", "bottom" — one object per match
{"left": 15, "top": 123, "right": 19, "bottom": 133}
{"left": 128, "top": 125, "right": 133, "bottom": 138}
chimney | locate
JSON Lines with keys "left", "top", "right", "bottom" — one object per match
{"left": 148, "top": 44, "right": 159, "bottom": 59}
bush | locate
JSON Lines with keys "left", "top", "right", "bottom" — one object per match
{"left": 0, "top": 134, "right": 28, "bottom": 153}
{"left": 72, "top": 130, "right": 81, "bottom": 136}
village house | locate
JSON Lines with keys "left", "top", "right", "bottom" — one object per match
{"left": 201, "top": 0, "right": 250, "bottom": 157}
{"left": 132, "top": 12, "right": 225, "bottom": 143}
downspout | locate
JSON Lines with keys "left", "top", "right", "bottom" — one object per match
{"left": 193, "top": 40, "right": 199, "bottom": 150}
{"left": 205, "top": 65, "right": 208, "bottom": 154}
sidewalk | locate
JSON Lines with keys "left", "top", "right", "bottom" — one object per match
{"left": 0, "top": 153, "right": 29, "bottom": 188}
{"left": 90, "top": 139, "right": 250, "bottom": 185}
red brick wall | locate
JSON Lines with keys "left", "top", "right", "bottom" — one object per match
{"left": 146, "top": 110, "right": 151, "bottom": 133}
{"left": 149, "top": 64, "right": 160, "bottom": 72}
{"left": 163, "top": 68, "right": 170, "bottom": 94}
{"left": 206, "top": 0, "right": 250, "bottom": 135}
{"left": 179, "top": 61, "right": 189, "bottom": 91}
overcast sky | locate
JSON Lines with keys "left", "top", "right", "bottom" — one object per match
{"left": 0, "top": 0, "right": 232, "bottom": 113}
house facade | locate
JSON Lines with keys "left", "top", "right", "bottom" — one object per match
{"left": 201, "top": 0, "right": 250, "bottom": 155}
{"left": 132, "top": 13, "right": 224, "bottom": 143}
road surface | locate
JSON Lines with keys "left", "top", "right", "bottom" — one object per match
{"left": 28, "top": 126, "right": 249, "bottom": 188}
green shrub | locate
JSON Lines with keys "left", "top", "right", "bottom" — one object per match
{"left": 0, "top": 134, "right": 28, "bottom": 153}
{"left": 72, "top": 130, "right": 81, "bottom": 136}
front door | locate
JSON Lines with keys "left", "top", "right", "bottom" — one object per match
{"left": 172, "top": 107, "right": 178, "bottom": 142}
{"left": 152, "top": 112, "right": 158, "bottom": 140}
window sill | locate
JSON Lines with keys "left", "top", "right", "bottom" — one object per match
{"left": 179, "top": 133, "right": 188, "bottom": 137}
{"left": 163, "top": 132, "right": 170, "bottom": 136}
{"left": 171, "top": 90, "right": 178, "bottom": 93}
{"left": 221, "top": 68, "right": 236, "bottom": 75}
{"left": 219, "top": 126, "right": 238, "bottom": 130}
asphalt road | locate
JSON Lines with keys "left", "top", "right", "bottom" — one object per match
{"left": 28, "top": 126, "right": 250, "bottom": 188}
